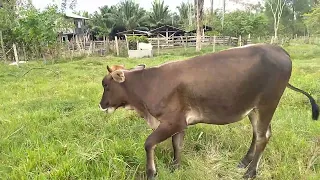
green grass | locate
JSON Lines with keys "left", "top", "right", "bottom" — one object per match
{"left": 0, "top": 44, "right": 319, "bottom": 180}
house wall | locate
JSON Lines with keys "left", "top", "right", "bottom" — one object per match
{"left": 73, "top": 18, "right": 87, "bottom": 35}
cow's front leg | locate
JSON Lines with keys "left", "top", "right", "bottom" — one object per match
{"left": 171, "top": 130, "right": 185, "bottom": 170}
{"left": 144, "top": 122, "right": 186, "bottom": 180}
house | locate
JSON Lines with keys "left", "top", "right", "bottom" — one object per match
{"left": 59, "top": 11, "right": 90, "bottom": 42}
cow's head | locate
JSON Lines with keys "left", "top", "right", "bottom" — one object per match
{"left": 99, "top": 64, "right": 146, "bottom": 113}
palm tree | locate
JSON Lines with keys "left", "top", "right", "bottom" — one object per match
{"left": 176, "top": 2, "right": 194, "bottom": 30}
{"left": 88, "top": 5, "right": 115, "bottom": 39}
{"left": 194, "top": 0, "right": 204, "bottom": 51}
{"left": 149, "top": 0, "right": 170, "bottom": 27}
{"left": 108, "top": 0, "right": 148, "bottom": 30}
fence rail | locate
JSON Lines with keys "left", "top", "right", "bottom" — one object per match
{"left": 63, "top": 35, "right": 247, "bottom": 56}
{"left": 1, "top": 35, "right": 319, "bottom": 62}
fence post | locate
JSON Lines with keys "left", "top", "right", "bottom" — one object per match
{"left": 183, "top": 35, "right": 187, "bottom": 51}
{"left": 186, "top": 35, "right": 188, "bottom": 47}
{"left": 23, "top": 43, "right": 27, "bottom": 61}
{"left": 13, "top": 43, "right": 19, "bottom": 66}
{"left": 115, "top": 36, "right": 119, "bottom": 56}
{"left": 157, "top": 35, "right": 160, "bottom": 55}
{"left": 106, "top": 39, "right": 109, "bottom": 55}
{"left": 103, "top": 35, "right": 107, "bottom": 56}
{"left": 238, "top": 35, "right": 242, "bottom": 46}
{"left": 213, "top": 36, "right": 216, "bottom": 52}
{"left": 0, "top": 31, "right": 7, "bottom": 62}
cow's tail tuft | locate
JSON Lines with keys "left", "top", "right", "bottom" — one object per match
{"left": 287, "top": 83, "right": 319, "bottom": 120}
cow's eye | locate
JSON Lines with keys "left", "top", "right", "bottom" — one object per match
{"left": 104, "top": 85, "right": 109, "bottom": 91}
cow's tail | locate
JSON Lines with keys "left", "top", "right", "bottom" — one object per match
{"left": 287, "top": 83, "right": 319, "bottom": 120}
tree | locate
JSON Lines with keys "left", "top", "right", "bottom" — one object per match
{"left": 194, "top": 0, "right": 204, "bottom": 52}
{"left": 169, "top": 12, "right": 180, "bottom": 26}
{"left": 149, "top": 0, "right": 170, "bottom": 27}
{"left": 61, "top": 0, "right": 77, "bottom": 13}
{"left": 265, "top": 0, "right": 286, "bottom": 42}
{"left": 14, "top": 5, "right": 72, "bottom": 58}
{"left": 176, "top": 2, "right": 194, "bottom": 30}
{"left": 303, "top": 5, "right": 320, "bottom": 35}
{"left": 108, "top": 0, "right": 148, "bottom": 30}
{"left": 87, "top": 5, "right": 115, "bottom": 39}
{"left": 223, "top": 10, "right": 268, "bottom": 38}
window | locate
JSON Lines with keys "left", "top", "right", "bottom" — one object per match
{"left": 77, "top": 21, "right": 82, "bottom": 28}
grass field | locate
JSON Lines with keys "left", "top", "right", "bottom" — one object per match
{"left": 0, "top": 44, "right": 319, "bottom": 180}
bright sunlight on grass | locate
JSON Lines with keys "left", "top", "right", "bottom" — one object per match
{"left": 0, "top": 44, "right": 319, "bottom": 180}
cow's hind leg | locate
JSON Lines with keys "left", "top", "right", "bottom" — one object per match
{"left": 243, "top": 108, "right": 273, "bottom": 179}
{"left": 144, "top": 121, "right": 186, "bottom": 180}
{"left": 238, "top": 109, "right": 259, "bottom": 168}
{"left": 171, "top": 130, "right": 185, "bottom": 170}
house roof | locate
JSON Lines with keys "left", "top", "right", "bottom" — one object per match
{"left": 117, "top": 30, "right": 152, "bottom": 36}
{"left": 150, "top": 25, "right": 185, "bottom": 33}
{"left": 65, "top": 11, "right": 89, "bottom": 20}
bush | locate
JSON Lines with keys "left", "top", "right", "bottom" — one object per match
{"left": 205, "top": 30, "right": 221, "bottom": 36}
{"left": 127, "top": 35, "right": 149, "bottom": 50}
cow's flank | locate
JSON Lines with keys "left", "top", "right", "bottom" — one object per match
{"left": 99, "top": 43, "right": 319, "bottom": 180}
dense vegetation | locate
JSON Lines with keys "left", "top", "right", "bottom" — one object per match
{"left": 0, "top": 0, "right": 320, "bottom": 61}
{"left": 0, "top": 44, "right": 319, "bottom": 179}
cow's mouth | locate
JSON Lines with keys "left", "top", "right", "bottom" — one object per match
{"left": 99, "top": 104, "right": 116, "bottom": 113}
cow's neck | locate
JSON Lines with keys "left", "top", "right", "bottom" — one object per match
{"left": 124, "top": 68, "right": 159, "bottom": 114}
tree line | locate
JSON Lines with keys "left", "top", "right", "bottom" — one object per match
{"left": 0, "top": 0, "right": 319, "bottom": 61}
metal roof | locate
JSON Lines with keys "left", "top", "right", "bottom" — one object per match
{"left": 117, "top": 30, "right": 153, "bottom": 36}
{"left": 65, "top": 11, "right": 89, "bottom": 20}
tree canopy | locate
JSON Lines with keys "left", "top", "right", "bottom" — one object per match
{"left": 1, "top": 0, "right": 319, "bottom": 60}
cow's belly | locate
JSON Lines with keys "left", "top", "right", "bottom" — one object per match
{"left": 185, "top": 107, "right": 254, "bottom": 125}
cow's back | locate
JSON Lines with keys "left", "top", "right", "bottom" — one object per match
{"left": 155, "top": 44, "right": 292, "bottom": 124}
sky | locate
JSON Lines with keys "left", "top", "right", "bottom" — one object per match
{"left": 31, "top": 0, "right": 262, "bottom": 14}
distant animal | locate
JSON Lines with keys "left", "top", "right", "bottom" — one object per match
{"left": 99, "top": 44, "right": 319, "bottom": 179}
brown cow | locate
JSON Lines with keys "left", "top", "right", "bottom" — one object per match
{"left": 99, "top": 44, "right": 319, "bottom": 179}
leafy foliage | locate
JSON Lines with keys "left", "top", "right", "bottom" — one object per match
{"left": 303, "top": 5, "right": 320, "bottom": 34}
{"left": 223, "top": 10, "right": 268, "bottom": 37}
{"left": 149, "top": 0, "right": 170, "bottom": 26}
{"left": 176, "top": 2, "right": 194, "bottom": 30}
{"left": 0, "top": 2, "right": 72, "bottom": 60}
{"left": 87, "top": 5, "right": 115, "bottom": 39}
{"left": 1, "top": 0, "right": 320, "bottom": 62}
{"left": 107, "top": 0, "right": 149, "bottom": 30}
{"left": 127, "top": 35, "right": 149, "bottom": 50}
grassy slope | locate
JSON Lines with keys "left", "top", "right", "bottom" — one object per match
{"left": 0, "top": 44, "right": 319, "bottom": 180}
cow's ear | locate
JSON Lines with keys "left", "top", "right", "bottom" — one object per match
{"left": 135, "top": 64, "right": 146, "bottom": 70}
{"left": 107, "top": 65, "right": 113, "bottom": 73}
{"left": 111, "top": 70, "right": 125, "bottom": 83}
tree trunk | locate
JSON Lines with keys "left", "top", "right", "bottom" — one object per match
{"left": 210, "top": 0, "right": 213, "bottom": 15}
{"left": 0, "top": 31, "right": 7, "bottom": 62}
{"left": 195, "top": 0, "right": 204, "bottom": 52}
{"left": 273, "top": 14, "right": 278, "bottom": 43}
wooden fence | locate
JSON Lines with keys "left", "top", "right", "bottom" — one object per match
{"left": 3, "top": 35, "right": 319, "bottom": 63}
{"left": 148, "top": 36, "right": 244, "bottom": 48}
{"left": 64, "top": 35, "right": 245, "bottom": 56}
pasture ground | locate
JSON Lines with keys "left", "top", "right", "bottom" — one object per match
{"left": 0, "top": 44, "right": 319, "bottom": 180}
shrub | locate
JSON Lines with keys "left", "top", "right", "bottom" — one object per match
{"left": 127, "top": 35, "right": 149, "bottom": 50}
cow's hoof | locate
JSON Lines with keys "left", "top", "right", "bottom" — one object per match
{"left": 243, "top": 170, "right": 257, "bottom": 179}
{"left": 147, "top": 169, "right": 157, "bottom": 180}
{"left": 237, "top": 161, "right": 248, "bottom": 169}
{"left": 169, "top": 162, "right": 180, "bottom": 172}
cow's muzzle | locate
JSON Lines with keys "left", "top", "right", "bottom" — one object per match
{"left": 99, "top": 104, "right": 115, "bottom": 113}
